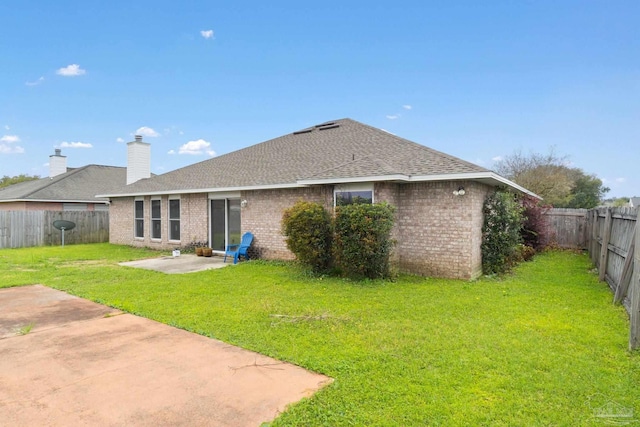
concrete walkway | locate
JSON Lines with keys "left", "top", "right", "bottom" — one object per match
{"left": 0, "top": 285, "right": 331, "bottom": 426}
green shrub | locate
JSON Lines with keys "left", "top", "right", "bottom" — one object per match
{"left": 334, "top": 202, "right": 395, "bottom": 279}
{"left": 482, "top": 189, "right": 525, "bottom": 274}
{"left": 510, "top": 244, "right": 536, "bottom": 266}
{"left": 281, "top": 200, "right": 333, "bottom": 273}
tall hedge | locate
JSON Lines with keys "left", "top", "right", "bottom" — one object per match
{"left": 334, "top": 202, "right": 396, "bottom": 279}
{"left": 281, "top": 200, "right": 333, "bottom": 273}
{"left": 481, "top": 189, "right": 524, "bottom": 275}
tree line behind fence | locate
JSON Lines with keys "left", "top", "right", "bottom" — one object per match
{"left": 0, "top": 211, "right": 109, "bottom": 249}
{"left": 545, "top": 206, "right": 639, "bottom": 350}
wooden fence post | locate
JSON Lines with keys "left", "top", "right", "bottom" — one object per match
{"left": 614, "top": 223, "right": 636, "bottom": 304}
{"left": 590, "top": 209, "right": 600, "bottom": 265}
{"left": 630, "top": 218, "right": 640, "bottom": 350}
{"left": 598, "top": 208, "right": 613, "bottom": 282}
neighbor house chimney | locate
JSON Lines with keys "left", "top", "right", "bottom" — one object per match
{"left": 49, "top": 148, "right": 67, "bottom": 178}
{"left": 127, "top": 135, "right": 151, "bottom": 185}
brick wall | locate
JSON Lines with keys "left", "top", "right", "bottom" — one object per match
{"left": 0, "top": 202, "right": 106, "bottom": 212}
{"left": 390, "top": 181, "right": 490, "bottom": 279}
{"left": 0, "top": 202, "right": 66, "bottom": 211}
{"left": 0, "top": 202, "right": 27, "bottom": 211}
{"left": 109, "top": 194, "right": 209, "bottom": 249}
{"left": 109, "top": 181, "right": 492, "bottom": 279}
{"left": 241, "top": 187, "right": 333, "bottom": 260}
{"left": 109, "top": 196, "right": 136, "bottom": 246}
{"left": 180, "top": 193, "right": 209, "bottom": 246}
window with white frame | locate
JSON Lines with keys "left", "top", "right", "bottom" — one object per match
{"left": 334, "top": 183, "right": 374, "bottom": 206}
{"left": 169, "top": 198, "right": 180, "bottom": 241}
{"left": 134, "top": 199, "right": 144, "bottom": 238}
{"left": 151, "top": 199, "right": 161, "bottom": 239}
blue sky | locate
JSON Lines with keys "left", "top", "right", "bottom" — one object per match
{"left": 1, "top": 1, "right": 638, "bottom": 198}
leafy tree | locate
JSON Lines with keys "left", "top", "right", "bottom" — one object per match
{"left": 495, "top": 149, "right": 609, "bottom": 208}
{"left": 611, "top": 197, "right": 631, "bottom": 207}
{"left": 0, "top": 174, "right": 40, "bottom": 189}
{"left": 563, "top": 173, "right": 608, "bottom": 209}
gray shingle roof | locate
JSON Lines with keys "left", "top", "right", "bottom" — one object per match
{"left": 106, "top": 118, "right": 493, "bottom": 196}
{"left": 0, "top": 165, "right": 127, "bottom": 202}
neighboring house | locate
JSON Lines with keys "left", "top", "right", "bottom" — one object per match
{"left": 630, "top": 197, "right": 640, "bottom": 208}
{"left": 100, "top": 119, "right": 537, "bottom": 279}
{"left": 0, "top": 149, "right": 126, "bottom": 212}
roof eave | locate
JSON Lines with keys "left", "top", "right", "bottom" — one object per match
{"left": 97, "top": 182, "right": 310, "bottom": 198}
{"left": 0, "top": 199, "right": 110, "bottom": 204}
{"left": 98, "top": 173, "right": 541, "bottom": 200}
{"left": 409, "top": 172, "right": 541, "bottom": 199}
{"left": 301, "top": 172, "right": 542, "bottom": 199}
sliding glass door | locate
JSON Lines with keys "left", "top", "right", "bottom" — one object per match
{"left": 210, "top": 199, "right": 241, "bottom": 251}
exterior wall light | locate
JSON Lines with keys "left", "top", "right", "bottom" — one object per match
{"left": 240, "top": 199, "right": 248, "bottom": 208}
{"left": 453, "top": 187, "right": 466, "bottom": 196}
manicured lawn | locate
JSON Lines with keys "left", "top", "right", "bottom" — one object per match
{"left": 1, "top": 244, "right": 638, "bottom": 426}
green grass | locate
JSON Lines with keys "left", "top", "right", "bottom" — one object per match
{"left": 1, "top": 243, "right": 639, "bottom": 425}
{"left": 16, "top": 322, "right": 35, "bottom": 335}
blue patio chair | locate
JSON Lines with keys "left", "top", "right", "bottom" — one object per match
{"left": 223, "top": 232, "right": 254, "bottom": 264}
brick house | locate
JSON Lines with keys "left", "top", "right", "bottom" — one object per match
{"left": 100, "top": 119, "right": 536, "bottom": 279}
{"left": 0, "top": 149, "right": 126, "bottom": 212}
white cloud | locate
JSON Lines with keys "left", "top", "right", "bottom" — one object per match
{"left": 386, "top": 115, "right": 400, "bottom": 120}
{"left": 200, "top": 30, "right": 214, "bottom": 39}
{"left": 56, "top": 64, "right": 86, "bottom": 77}
{"left": 0, "top": 144, "right": 24, "bottom": 154}
{"left": 135, "top": 126, "right": 160, "bottom": 137}
{"left": 178, "top": 139, "right": 215, "bottom": 156}
{"left": 4, "top": 125, "right": 9, "bottom": 130}
{"left": 492, "top": 156, "right": 503, "bottom": 162}
{"left": 116, "top": 137, "right": 125, "bottom": 143}
{"left": 615, "top": 177, "right": 626, "bottom": 183}
{"left": 60, "top": 141, "right": 93, "bottom": 148}
{"left": 26, "top": 76, "right": 45, "bottom": 86}
{"left": 168, "top": 149, "right": 176, "bottom": 155}
{"left": 0, "top": 135, "right": 20, "bottom": 143}
{"left": 402, "top": 105, "right": 412, "bottom": 110}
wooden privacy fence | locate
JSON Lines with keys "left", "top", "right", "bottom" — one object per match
{"left": 585, "top": 207, "right": 639, "bottom": 350}
{"left": 543, "top": 208, "right": 588, "bottom": 249}
{"left": 0, "top": 211, "right": 109, "bottom": 249}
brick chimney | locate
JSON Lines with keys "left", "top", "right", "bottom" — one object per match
{"left": 49, "top": 148, "right": 67, "bottom": 178}
{"left": 127, "top": 135, "right": 151, "bottom": 185}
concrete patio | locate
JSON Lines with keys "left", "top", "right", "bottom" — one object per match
{"left": 0, "top": 285, "right": 331, "bottom": 426}
{"left": 119, "top": 253, "right": 231, "bottom": 274}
